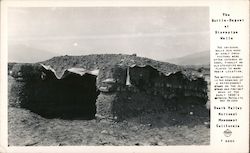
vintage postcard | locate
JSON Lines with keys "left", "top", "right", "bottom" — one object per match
{"left": 0, "top": 0, "right": 249, "bottom": 153}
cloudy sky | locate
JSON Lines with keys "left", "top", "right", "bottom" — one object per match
{"left": 8, "top": 7, "right": 209, "bottom": 62}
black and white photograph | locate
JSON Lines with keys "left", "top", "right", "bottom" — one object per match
{"left": 7, "top": 7, "right": 210, "bottom": 146}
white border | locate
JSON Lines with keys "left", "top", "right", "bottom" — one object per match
{"left": 1, "top": 0, "right": 249, "bottom": 153}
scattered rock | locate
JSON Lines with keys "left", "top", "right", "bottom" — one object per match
{"left": 121, "top": 132, "right": 128, "bottom": 137}
{"left": 99, "top": 119, "right": 110, "bottom": 124}
{"left": 109, "top": 131, "right": 114, "bottom": 135}
{"left": 134, "top": 142, "right": 140, "bottom": 146}
{"left": 204, "top": 122, "right": 210, "bottom": 128}
{"left": 24, "top": 141, "right": 39, "bottom": 146}
{"left": 146, "top": 123, "right": 152, "bottom": 127}
{"left": 204, "top": 121, "right": 209, "bottom": 125}
{"left": 150, "top": 141, "right": 158, "bottom": 146}
{"left": 157, "top": 141, "right": 165, "bottom": 146}
{"left": 100, "top": 130, "right": 108, "bottom": 134}
{"left": 100, "top": 141, "right": 109, "bottom": 145}
{"left": 58, "top": 143, "right": 67, "bottom": 146}
{"left": 131, "top": 126, "right": 139, "bottom": 131}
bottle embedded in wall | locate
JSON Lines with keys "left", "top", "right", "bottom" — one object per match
{"left": 126, "top": 67, "right": 132, "bottom": 86}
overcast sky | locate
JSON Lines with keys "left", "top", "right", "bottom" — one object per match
{"left": 8, "top": 7, "right": 209, "bottom": 62}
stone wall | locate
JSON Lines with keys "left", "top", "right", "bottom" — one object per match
{"left": 10, "top": 63, "right": 209, "bottom": 121}
{"left": 95, "top": 64, "right": 208, "bottom": 120}
{"left": 10, "top": 64, "right": 99, "bottom": 119}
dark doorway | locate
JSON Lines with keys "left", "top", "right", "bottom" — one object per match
{"left": 21, "top": 72, "right": 100, "bottom": 120}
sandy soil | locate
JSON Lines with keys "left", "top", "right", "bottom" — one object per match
{"left": 8, "top": 107, "right": 209, "bottom": 146}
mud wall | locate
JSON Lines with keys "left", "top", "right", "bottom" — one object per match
{"left": 95, "top": 65, "right": 208, "bottom": 120}
{"left": 10, "top": 63, "right": 209, "bottom": 121}
{"left": 11, "top": 64, "right": 99, "bottom": 119}
{"left": 129, "top": 66, "right": 208, "bottom": 105}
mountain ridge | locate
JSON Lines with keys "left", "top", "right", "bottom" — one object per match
{"left": 8, "top": 44, "right": 59, "bottom": 63}
{"left": 166, "top": 51, "right": 209, "bottom": 66}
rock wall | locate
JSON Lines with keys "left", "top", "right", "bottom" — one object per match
{"left": 10, "top": 62, "right": 209, "bottom": 121}
{"left": 95, "top": 64, "right": 208, "bottom": 120}
{"left": 10, "top": 64, "right": 99, "bottom": 119}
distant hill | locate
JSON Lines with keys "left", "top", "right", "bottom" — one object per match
{"left": 8, "top": 44, "right": 59, "bottom": 63}
{"left": 166, "top": 51, "right": 209, "bottom": 66}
